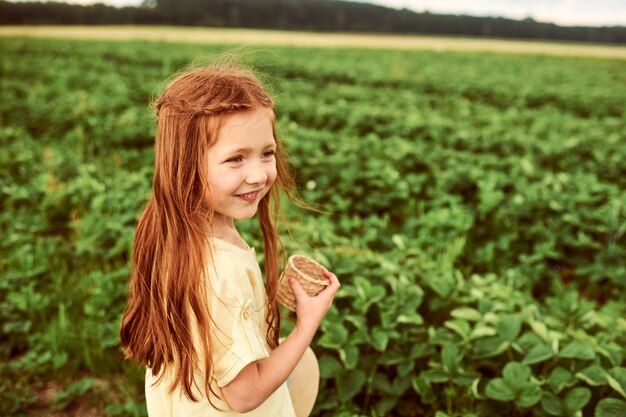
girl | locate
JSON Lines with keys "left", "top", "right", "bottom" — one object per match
{"left": 119, "top": 63, "right": 340, "bottom": 416}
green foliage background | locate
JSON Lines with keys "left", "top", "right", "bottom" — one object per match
{"left": 1, "top": 37, "right": 625, "bottom": 416}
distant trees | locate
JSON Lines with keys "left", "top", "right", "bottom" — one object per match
{"left": 1, "top": 0, "right": 625, "bottom": 44}
{"left": 0, "top": 2, "right": 161, "bottom": 25}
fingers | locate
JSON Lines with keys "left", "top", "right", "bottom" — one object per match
{"left": 322, "top": 270, "right": 341, "bottom": 292}
{"left": 289, "top": 270, "right": 340, "bottom": 302}
{"left": 289, "top": 277, "right": 307, "bottom": 300}
{"left": 290, "top": 270, "right": 339, "bottom": 330}
{"left": 311, "top": 270, "right": 340, "bottom": 299}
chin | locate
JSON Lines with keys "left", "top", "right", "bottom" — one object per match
{"left": 234, "top": 209, "right": 260, "bottom": 220}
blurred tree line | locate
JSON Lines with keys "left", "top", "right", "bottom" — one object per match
{"left": 1, "top": 0, "right": 625, "bottom": 44}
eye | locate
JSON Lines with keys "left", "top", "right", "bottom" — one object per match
{"left": 225, "top": 155, "right": 244, "bottom": 163}
{"left": 262, "top": 150, "right": 275, "bottom": 159}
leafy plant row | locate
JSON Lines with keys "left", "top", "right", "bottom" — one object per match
{"left": 0, "top": 37, "right": 625, "bottom": 416}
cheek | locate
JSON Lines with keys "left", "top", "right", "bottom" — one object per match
{"left": 267, "top": 164, "right": 278, "bottom": 187}
{"left": 208, "top": 166, "right": 237, "bottom": 195}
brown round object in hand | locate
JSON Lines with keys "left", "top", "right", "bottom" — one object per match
{"left": 277, "top": 255, "right": 329, "bottom": 312}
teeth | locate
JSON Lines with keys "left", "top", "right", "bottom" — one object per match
{"left": 239, "top": 191, "right": 258, "bottom": 198}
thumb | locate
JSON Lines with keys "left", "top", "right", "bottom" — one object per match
{"left": 289, "top": 278, "right": 307, "bottom": 300}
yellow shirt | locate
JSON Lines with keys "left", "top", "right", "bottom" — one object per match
{"left": 145, "top": 237, "right": 296, "bottom": 417}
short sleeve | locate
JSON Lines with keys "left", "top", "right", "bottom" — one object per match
{"left": 204, "top": 249, "right": 270, "bottom": 388}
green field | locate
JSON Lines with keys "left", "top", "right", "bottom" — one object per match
{"left": 2, "top": 25, "right": 626, "bottom": 59}
{"left": 1, "top": 32, "right": 626, "bottom": 417}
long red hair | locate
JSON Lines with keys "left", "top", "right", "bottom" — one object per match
{"left": 119, "top": 64, "right": 294, "bottom": 401}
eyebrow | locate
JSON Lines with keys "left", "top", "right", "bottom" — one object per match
{"left": 227, "top": 142, "right": 276, "bottom": 155}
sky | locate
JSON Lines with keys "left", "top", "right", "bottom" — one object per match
{"left": 365, "top": 0, "right": 626, "bottom": 27}
{"left": 19, "top": 0, "right": 626, "bottom": 27}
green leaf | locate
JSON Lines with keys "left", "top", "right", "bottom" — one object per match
{"left": 564, "top": 387, "right": 591, "bottom": 414}
{"left": 503, "top": 362, "right": 531, "bottom": 386}
{"left": 427, "top": 272, "right": 455, "bottom": 298}
{"left": 337, "top": 369, "right": 366, "bottom": 400}
{"left": 485, "top": 378, "right": 516, "bottom": 402}
{"left": 422, "top": 369, "right": 450, "bottom": 383}
{"left": 373, "top": 373, "right": 393, "bottom": 394}
{"left": 607, "top": 367, "right": 626, "bottom": 400}
{"left": 575, "top": 365, "right": 607, "bottom": 386}
{"left": 3, "top": 320, "right": 32, "bottom": 333}
{"left": 397, "top": 358, "right": 415, "bottom": 378}
{"left": 445, "top": 319, "right": 471, "bottom": 339}
{"left": 442, "top": 344, "right": 460, "bottom": 375}
{"left": 559, "top": 341, "right": 595, "bottom": 360}
{"left": 496, "top": 315, "right": 522, "bottom": 341}
{"left": 597, "top": 344, "right": 622, "bottom": 368}
{"left": 396, "top": 312, "right": 423, "bottom": 325}
{"left": 338, "top": 344, "right": 359, "bottom": 370}
{"left": 516, "top": 331, "right": 543, "bottom": 352}
{"left": 391, "top": 234, "right": 405, "bottom": 249}
{"left": 370, "top": 327, "right": 389, "bottom": 351}
{"left": 375, "top": 397, "right": 397, "bottom": 416}
{"left": 541, "top": 391, "right": 564, "bottom": 416}
{"left": 412, "top": 375, "right": 436, "bottom": 404}
{"left": 352, "top": 276, "right": 385, "bottom": 306}
{"left": 318, "top": 321, "right": 348, "bottom": 348}
{"left": 453, "top": 371, "right": 480, "bottom": 387}
{"left": 549, "top": 367, "right": 575, "bottom": 393}
{"left": 529, "top": 319, "right": 550, "bottom": 343}
{"left": 450, "top": 307, "right": 482, "bottom": 321}
{"left": 516, "top": 384, "right": 542, "bottom": 408}
{"left": 469, "top": 325, "right": 497, "bottom": 339}
{"left": 318, "top": 355, "right": 343, "bottom": 378}
{"left": 473, "top": 336, "right": 509, "bottom": 358}
{"left": 377, "top": 350, "right": 404, "bottom": 366}
{"left": 53, "top": 352, "right": 69, "bottom": 369}
{"left": 53, "top": 377, "right": 95, "bottom": 410}
{"left": 523, "top": 343, "right": 554, "bottom": 365}
{"left": 391, "top": 375, "right": 412, "bottom": 394}
{"left": 595, "top": 398, "right": 626, "bottom": 417}
{"left": 410, "top": 343, "right": 435, "bottom": 359}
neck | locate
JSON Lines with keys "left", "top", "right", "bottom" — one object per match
{"left": 210, "top": 217, "right": 249, "bottom": 250}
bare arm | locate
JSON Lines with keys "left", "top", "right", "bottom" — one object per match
{"left": 221, "top": 270, "right": 340, "bottom": 413}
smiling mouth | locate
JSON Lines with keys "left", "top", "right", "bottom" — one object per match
{"left": 236, "top": 190, "right": 261, "bottom": 202}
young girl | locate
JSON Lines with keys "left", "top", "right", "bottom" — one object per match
{"left": 119, "top": 63, "right": 340, "bottom": 416}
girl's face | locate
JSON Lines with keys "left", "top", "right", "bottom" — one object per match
{"left": 207, "top": 108, "right": 277, "bottom": 231}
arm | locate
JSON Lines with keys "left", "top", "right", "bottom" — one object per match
{"left": 222, "top": 270, "right": 340, "bottom": 413}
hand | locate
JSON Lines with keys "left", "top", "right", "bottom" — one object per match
{"left": 289, "top": 270, "right": 340, "bottom": 337}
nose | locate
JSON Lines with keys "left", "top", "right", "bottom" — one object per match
{"left": 245, "top": 160, "right": 268, "bottom": 185}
